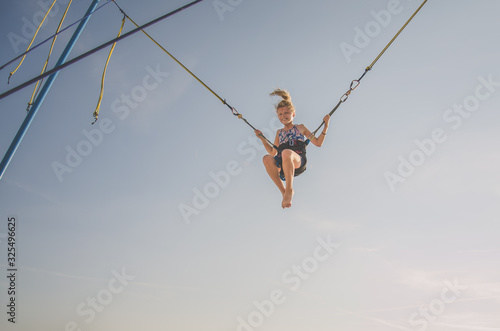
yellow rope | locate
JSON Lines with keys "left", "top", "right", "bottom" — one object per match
{"left": 28, "top": 0, "right": 73, "bottom": 111}
{"left": 367, "top": 0, "right": 428, "bottom": 70}
{"left": 8, "top": 0, "right": 58, "bottom": 83}
{"left": 309, "top": 0, "right": 428, "bottom": 140}
{"left": 121, "top": 12, "right": 225, "bottom": 104}
{"left": 93, "top": 15, "right": 126, "bottom": 124}
{"left": 110, "top": 0, "right": 276, "bottom": 147}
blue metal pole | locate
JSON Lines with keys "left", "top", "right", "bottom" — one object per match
{"left": 0, "top": 0, "right": 101, "bottom": 181}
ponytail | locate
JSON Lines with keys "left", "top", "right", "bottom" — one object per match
{"left": 270, "top": 88, "right": 295, "bottom": 113}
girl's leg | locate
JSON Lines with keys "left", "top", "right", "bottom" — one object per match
{"left": 263, "top": 155, "right": 285, "bottom": 195}
{"left": 280, "top": 149, "right": 302, "bottom": 208}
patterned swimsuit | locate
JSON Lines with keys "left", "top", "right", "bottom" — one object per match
{"left": 278, "top": 125, "right": 306, "bottom": 145}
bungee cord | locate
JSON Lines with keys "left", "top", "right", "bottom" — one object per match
{"left": 7, "top": 0, "right": 58, "bottom": 84}
{"left": 107, "top": 0, "right": 277, "bottom": 148}
{"left": 93, "top": 14, "right": 126, "bottom": 124}
{"left": 0, "top": 0, "right": 112, "bottom": 73}
{"left": 0, "top": 0, "right": 428, "bottom": 150}
{"left": 0, "top": 0, "right": 206, "bottom": 101}
{"left": 27, "top": 0, "right": 74, "bottom": 112}
{"left": 307, "top": 0, "right": 428, "bottom": 142}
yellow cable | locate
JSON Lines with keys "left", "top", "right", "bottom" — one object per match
{"left": 9, "top": 0, "right": 58, "bottom": 83}
{"left": 367, "top": 0, "right": 428, "bottom": 70}
{"left": 122, "top": 13, "right": 225, "bottom": 104}
{"left": 93, "top": 16, "right": 126, "bottom": 124}
{"left": 309, "top": 0, "right": 428, "bottom": 140}
{"left": 28, "top": 0, "right": 73, "bottom": 111}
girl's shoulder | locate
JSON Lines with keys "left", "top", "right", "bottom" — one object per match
{"left": 295, "top": 124, "right": 306, "bottom": 132}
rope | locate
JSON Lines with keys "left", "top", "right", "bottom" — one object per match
{"left": 113, "top": 1, "right": 222, "bottom": 103}
{"left": 92, "top": 14, "right": 126, "bottom": 124}
{"left": 27, "top": 0, "right": 73, "bottom": 113}
{"left": 307, "top": 0, "right": 428, "bottom": 142}
{"left": 0, "top": 0, "right": 112, "bottom": 73}
{"left": 110, "top": 0, "right": 277, "bottom": 148}
{"left": 8, "top": 0, "right": 58, "bottom": 84}
{"left": 367, "top": 0, "right": 428, "bottom": 71}
{"left": 0, "top": 0, "right": 205, "bottom": 102}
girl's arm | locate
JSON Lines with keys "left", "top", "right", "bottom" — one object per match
{"left": 255, "top": 130, "right": 279, "bottom": 156}
{"left": 298, "top": 115, "right": 331, "bottom": 147}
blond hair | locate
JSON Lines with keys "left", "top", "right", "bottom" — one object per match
{"left": 270, "top": 88, "right": 295, "bottom": 114}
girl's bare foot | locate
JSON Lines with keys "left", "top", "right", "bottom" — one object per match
{"left": 282, "top": 189, "right": 294, "bottom": 209}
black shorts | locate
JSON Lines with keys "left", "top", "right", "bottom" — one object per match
{"left": 274, "top": 150, "right": 307, "bottom": 181}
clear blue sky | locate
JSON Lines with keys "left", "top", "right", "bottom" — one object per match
{"left": 1, "top": 0, "right": 499, "bottom": 330}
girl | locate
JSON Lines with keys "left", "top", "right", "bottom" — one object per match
{"left": 255, "top": 89, "right": 330, "bottom": 208}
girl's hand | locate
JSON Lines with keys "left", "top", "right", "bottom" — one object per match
{"left": 254, "top": 129, "right": 264, "bottom": 139}
{"left": 323, "top": 115, "right": 331, "bottom": 128}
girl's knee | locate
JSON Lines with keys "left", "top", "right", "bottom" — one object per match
{"left": 281, "top": 149, "right": 294, "bottom": 158}
{"left": 263, "top": 155, "right": 275, "bottom": 166}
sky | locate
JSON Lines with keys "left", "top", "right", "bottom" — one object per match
{"left": 0, "top": 0, "right": 499, "bottom": 330}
